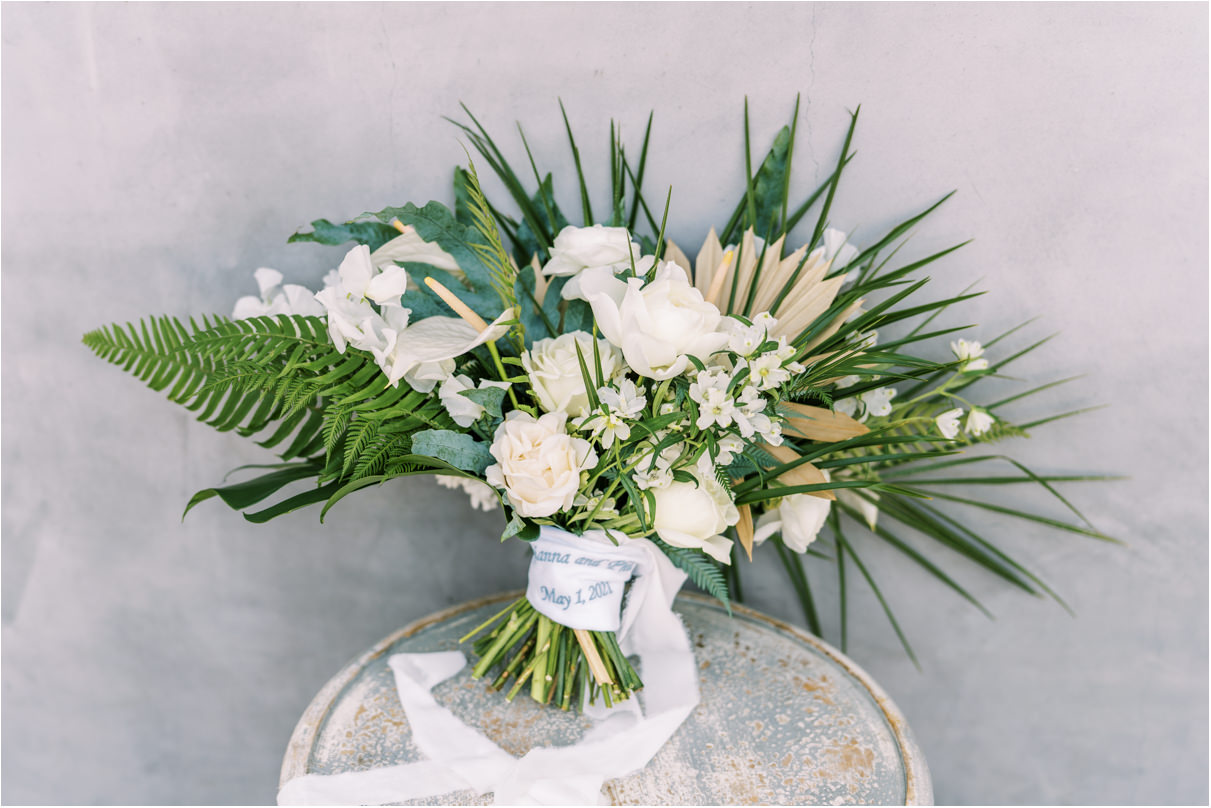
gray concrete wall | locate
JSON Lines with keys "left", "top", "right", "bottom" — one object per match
{"left": 2, "top": 3, "right": 1205, "bottom": 804}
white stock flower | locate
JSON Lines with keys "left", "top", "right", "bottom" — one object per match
{"left": 522, "top": 332, "right": 623, "bottom": 418}
{"left": 965, "top": 408, "right": 995, "bottom": 436}
{"left": 438, "top": 374, "right": 511, "bottom": 428}
{"left": 314, "top": 245, "right": 407, "bottom": 353}
{"left": 573, "top": 262, "right": 730, "bottom": 380}
{"left": 485, "top": 410, "right": 598, "bottom": 518}
{"left": 232, "top": 268, "right": 325, "bottom": 320}
{"left": 651, "top": 470, "right": 739, "bottom": 564}
{"left": 935, "top": 408, "right": 963, "bottom": 440}
{"left": 435, "top": 475, "right": 499, "bottom": 512}
{"left": 753, "top": 477, "right": 832, "bottom": 553}
{"left": 542, "top": 224, "right": 640, "bottom": 278}
{"left": 951, "top": 339, "right": 990, "bottom": 372}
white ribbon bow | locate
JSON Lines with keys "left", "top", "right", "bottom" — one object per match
{"left": 278, "top": 526, "right": 699, "bottom": 805}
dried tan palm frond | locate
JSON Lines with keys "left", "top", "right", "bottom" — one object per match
{"left": 694, "top": 227, "right": 853, "bottom": 343}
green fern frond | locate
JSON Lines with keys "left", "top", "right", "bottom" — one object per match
{"left": 652, "top": 537, "right": 731, "bottom": 612}
{"left": 462, "top": 156, "right": 521, "bottom": 325}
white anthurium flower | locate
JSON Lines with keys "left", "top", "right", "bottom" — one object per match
{"left": 370, "top": 226, "right": 461, "bottom": 273}
{"left": 965, "top": 408, "right": 995, "bottom": 436}
{"left": 838, "top": 488, "right": 880, "bottom": 531}
{"left": 232, "top": 268, "right": 325, "bottom": 320}
{"left": 651, "top": 469, "right": 739, "bottom": 564}
{"left": 438, "top": 374, "right": 511, "bottom": 428}
{"left": 935, "top": 408, "right": 964, "bottom": 440}
{"left": 435, "top": 475, "right": 499, "bottom": 512}
{"left": 485, "top": 410, "right": 598, "bottom": 518}
{"left": 369, "top": 309, "right": 512, "bottom": 390}
{"left": 753, "top": 473, "right": 833, "bottom": 553}
{"left": 951, "top": 338, "right": 990, "bottom": 372}
{"left": 522, "top": 332, "right": 623, "bottom": 418}
{"left": 542, "top": 224, "right": 641, "bottom": 278}
{"left": 575, "top": 262, "right": 730, "bottom": 380}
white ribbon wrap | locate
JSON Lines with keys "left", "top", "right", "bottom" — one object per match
{"left": 278, "top": 526, "right": 699, "bottom": 805}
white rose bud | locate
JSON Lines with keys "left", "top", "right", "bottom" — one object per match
{"left": 542, "top": 224, "right": 640, "bottom": 277}
{"left": 651, "top": 470, "right": 739, "bottom": 564}
{"left": 485, "top": 411, "right": 598, "bottom": 518}
{"left": 753, "top": 489, "right": 832, "bottom": 554}
{"left": 522, "top": 332, "right": 624, "bottom": 417}
{"left": 575, "top": 262, "right": 730, "bottom": 380}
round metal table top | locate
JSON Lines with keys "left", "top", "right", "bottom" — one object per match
{"left": 281, "top": 592, "right": 932, "bottom": 805}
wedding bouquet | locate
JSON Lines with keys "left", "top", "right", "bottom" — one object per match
{"left": 84, "top": 100, "right": 1112, "bottom": 713}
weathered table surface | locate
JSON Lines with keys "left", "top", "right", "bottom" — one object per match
{"left": 280, "top": 592, "right": 932, "bottom": 805}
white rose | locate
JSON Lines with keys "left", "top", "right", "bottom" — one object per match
{"left": 651, "top": 470, "right": 739, "bottom": 564}
{"left": 542, "top": 224, "right": 640, "bottom": 277}
{"left": 575, "top": 262, "right": 730, "bottom": 380}
{"left": 485, "top": 410, "right": 598, "bottom": 518}
{"left": 753, "top": 488, "right": 832, "bottom": 554}
{"left": 522, "top": 332, "right": 623, "bottom": 417}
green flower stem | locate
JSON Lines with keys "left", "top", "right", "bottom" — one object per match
{"left": 462, "top": 595, "right": 644, "bottom": 712}
{"left": 485, "top": 339, "right": 521, "bottom": 410}
{"left": 530, "top": 615, "right": 553, "bottom": 703}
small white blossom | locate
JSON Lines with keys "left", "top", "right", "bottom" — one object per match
{"left": 580, "top": 408, "right": 632, "bottom": 449}
{"left": 689, "top": 368, "right": 731, "bottom": 402}
{"left": 935, "top": 408, "right": 963, "bottom": 440}
{"left": 951, "top": 339, "right": 990, "bottom": 372}
{"left": 725, "top": 318, "right": 768, "bottom": 356}
{"left": 747, "top": 352, "right": 791, "bottom": 391}
{"left": 965, "top": 408, "right": 995, "bottom": 436}
{"left": 598, "top": 378, "right": 647, "bottom": 419}
{"left": 715, "top": 434, "right": 745, "bottom": 465}
{"left": 863, "top": 387, "right": 897, "bottom": 418}
{"left": 633, "top": 445, "right": 681, "bottom": 490}
{"left": 695, "top": 387, "right": 736, "bottom": 430}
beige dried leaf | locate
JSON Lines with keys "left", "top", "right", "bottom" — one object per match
{"left": 781, "top": 402, "right": 870, "bottom": 442}
{"left": 737, "top": 503, "right": 754, "bottom": 561}
{"left": 695, "top": 227, "right": 723, "bottom": 296}
{"left": 759, "top": 443, "right": 836, "bottom": 500}
{"left": 801, "top": 298, "right": 864, "bottom": 353}
{"left": 663, "top": 239, "right": 692, "bottom": 274}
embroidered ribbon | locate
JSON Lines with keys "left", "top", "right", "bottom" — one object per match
{"left": 277, "top": 526, "right": 698, "bottom": 805}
